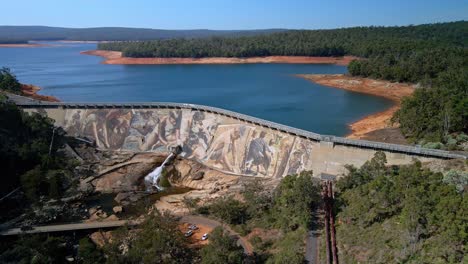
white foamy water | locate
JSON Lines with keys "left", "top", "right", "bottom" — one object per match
{"left": 144, "top": 153, "right": 174, "bottom": 191}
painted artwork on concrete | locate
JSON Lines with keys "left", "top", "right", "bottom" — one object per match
{"left": 203, "top": 124, "right": 253, "bottom": 174}
{"left": 61, "top": 108, "right": 314, "bottom": 178}
{"left": 64, "top": 109, "right": 132, "bottom": 149}
{"left": 241, "top": 129, "right": 296, "bottom": 177}
{"left": 64, "top": 109, "right": 183, "bottom": 151}
{"left": 181, "top": 111, "right": 220, "bottom": 161}
{"left": 122, "top": 109, "right": 183, "bottom": 152}
{"left": 284, "top": 138, "right": 315, "bottom": 176}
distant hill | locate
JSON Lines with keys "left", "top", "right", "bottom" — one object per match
{"left": 0, "top": 26, "right": 286, "bottom": 42}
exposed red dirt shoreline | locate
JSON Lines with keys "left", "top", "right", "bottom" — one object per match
{"left": 20, "top": 84, "right": 60, "bottom": 102}
{"left": 0, "top": 43, "right": 49, "bottom": 48}
{"left": 298, "top": 74, "right": 415, "bottom": 140}
{"left": 81, "top": 50, "right": 358, "bottom": 65}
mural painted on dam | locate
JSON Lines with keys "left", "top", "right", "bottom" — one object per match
{"left": 62, "top": 108, "right": 316, "bottom": 177}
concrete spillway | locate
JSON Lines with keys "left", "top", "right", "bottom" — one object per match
{"left": 12, "top": 97, "right": 465, "bottom": 178}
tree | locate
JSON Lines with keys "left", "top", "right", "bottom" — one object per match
{"left": 104, "top": 212, "right": 194, "bottom": 264}
{"left": 335, "top": 152, "right": 467, "bottom": 263}
{"left": 200, "top": 227, "right": 245, "bottom": 264}
{"left": 0, "top": 235, "right": 67, "bottom": 263}
{"left": 78, "top": 237, "right": 105, "bottom": 264}
{"left": 209, "top": 196, "right": 249, "bottom": 225}
{"left": 0, "top": 67, "right": 21, "bottom": 93}
{"left": 271, "top": 170, "right": 321, "bottom": 230}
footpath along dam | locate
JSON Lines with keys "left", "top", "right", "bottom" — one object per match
{"left": 13, "top": 98, "right": 467, "bottom": 178}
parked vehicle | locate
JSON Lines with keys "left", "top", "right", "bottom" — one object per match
{"left": 188, "top": 224, "right": 199, "bottom": 230}
{"left": 184, "top": 230, "right": 193, "bottom": 237}
{"left": 201, "top": 233, "right": 209, "bottom": 241}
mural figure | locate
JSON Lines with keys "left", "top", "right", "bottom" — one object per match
{"left": 123, "top": 110, "right": 160, "bottom": 151}
{"left": 158, "top": 111, "right": 182, "bottom": 149}
{"left": 183, "top": 111, "right": 218, "bottom": 160}
{"left": 286, "top": 140, "right": 313, "bottom": 175}
{"left": 243, "top": 131, "right": 273, "bottom": 175}
{"left": 205, "top": 125, "right": 244, "bottom": 173}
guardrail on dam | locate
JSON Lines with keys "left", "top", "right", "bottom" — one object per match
{"left": 13, "top": 98, "right": 466, "bottom": 178}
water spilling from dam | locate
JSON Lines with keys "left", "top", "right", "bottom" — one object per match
{"left": 144, "top": 153, "right": 174, "bottom": 191}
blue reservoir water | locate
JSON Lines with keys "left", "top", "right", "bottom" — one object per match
{"left": 0, "top": 43, "right": 393, "bottom": 136}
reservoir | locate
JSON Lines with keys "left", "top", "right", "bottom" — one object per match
{"left": 0, "top": 42, "right": 393, "bottom": 136}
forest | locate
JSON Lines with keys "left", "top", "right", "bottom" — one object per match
{"left": 0, "top": 69, "right": 75, "bottom": 221}
{"left": 334, "top": 152, "right": 467, "bottom": 263}
{"left": 0, "top": 26, "right": 284, "bottom": 42}
{"left": 99, "top": 21, "right": 468, "bottom": 144}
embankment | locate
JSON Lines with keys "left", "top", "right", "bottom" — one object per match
{"left": 298, "top": 74, "right": 415, "bottom": 140}
{"left": 20, "top": 84, "right": 60, "bottom": 102}
{"left": 81, "top": 50, "right": 357, "bottom": 65}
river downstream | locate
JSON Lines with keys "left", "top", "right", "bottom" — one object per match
{"left": 0, "top": 42, "right": 393, "bottom": 136}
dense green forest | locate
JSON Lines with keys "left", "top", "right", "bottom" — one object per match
{"left": 0, "top": 39, "right": 28, "bottom": 44}
{"left": 98, "top": 21, "right": 467, "bottom": 58}
{"left": 0, "top": 69, "right": 75, "bottom": 221}
{"left": 335, "top": 152, "right": 467, "bottom": 263}
{"left": 99, "top": 21, "right": 468, "bottom": 144}
{"left": 0, "top": 26, "right": 284, "bottom": 42}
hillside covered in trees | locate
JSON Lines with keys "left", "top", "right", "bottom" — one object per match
{"left": 334, "top": 152, "right": 467, "bottom": 263}
{"left": 0, "top": 26, "right": 285, "bottom": 42}
{"left": 98, "top": 21, "right": 466, "bottom": 60}
{"left": 99, "top": 21, "right": 468, "bottom": 144}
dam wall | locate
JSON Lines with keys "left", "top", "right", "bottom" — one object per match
{"left": 18, "top": 101, "right": 466, "bottom": 178}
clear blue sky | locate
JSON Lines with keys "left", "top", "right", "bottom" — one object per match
{"left": 1, "top": 0, "right": 467, "bottom": 29}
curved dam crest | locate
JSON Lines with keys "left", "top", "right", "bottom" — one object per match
{"left": 17, "top": 100, "right": 465, "bottom": 178}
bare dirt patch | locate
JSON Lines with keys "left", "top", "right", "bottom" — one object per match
{"left": 178, "top": 222, "right": 212, "bottom": 247}
{"left": 81, "top": 50, "right": 357, "bottom": 66}
{"left": 298, "top": 74, "right": 415, "bottom": 140}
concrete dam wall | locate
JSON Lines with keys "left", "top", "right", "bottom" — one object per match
{"left": 19, "top": 101, "right": 466, "bottom": 178}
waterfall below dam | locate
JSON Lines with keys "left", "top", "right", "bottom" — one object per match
{"left": 144, "top": 153, "right": 174, "bottom": 191}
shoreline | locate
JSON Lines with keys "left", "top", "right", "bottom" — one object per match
{"left": 81, "top": 50, "right": 358, "bottom": 65}
{"left": 0, "top": 43, "right": 49, "bottom": 48}
{"left": 298, "top": 74, "right": 415, "bottom": 140}
{"left": 20, "top": 84, "right": 60, "bottom": 102}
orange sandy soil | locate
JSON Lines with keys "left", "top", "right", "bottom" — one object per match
{"left": 81, "top": 50, "right": 358, "bottom": 66}
{"left": 21, "top": 84, "right": 60, "bottom": 102}
{"left": 178, "top": 223, "right": 212, "bottom": 247}
{"left": 298, "top": 74, "right": 415, "bottom": 139}
{"left": 0, "top": 43, "right": 49, "bottom": 48}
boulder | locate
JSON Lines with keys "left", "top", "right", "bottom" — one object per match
{"left": 113, "top": 206, "right": 123, "bottom": 214}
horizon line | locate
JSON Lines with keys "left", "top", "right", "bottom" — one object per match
{"left": 1, "top": 20, "right": 465, "bottom": 31}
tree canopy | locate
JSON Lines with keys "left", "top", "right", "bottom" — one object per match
{"left": 335, "top": 152, "right": 467, "bottom": 263}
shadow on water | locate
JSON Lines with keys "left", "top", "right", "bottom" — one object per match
{"left": 82, "top": 193, "right": 117, "bottom": 216}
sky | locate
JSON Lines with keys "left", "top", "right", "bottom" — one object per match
{"left": 1, "top": 0, "right": 467, "bottom": 29}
